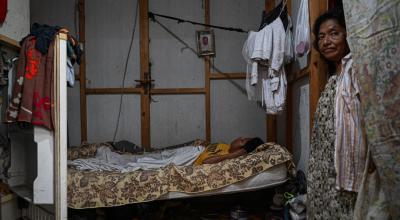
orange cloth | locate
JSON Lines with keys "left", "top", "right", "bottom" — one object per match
{"left": 194, "top": 143, "right": 230, "bottom": 165}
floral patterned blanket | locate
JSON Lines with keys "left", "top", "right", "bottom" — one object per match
{"left": 67, "top": 141, "right": 293, "bottom": 209}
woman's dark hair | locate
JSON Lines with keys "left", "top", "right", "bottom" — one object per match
{"left": 243, "top": 137, "right": 264, "bottom": 153}
{"left": 313, "top": 9, "right": 347, "bottom": 73}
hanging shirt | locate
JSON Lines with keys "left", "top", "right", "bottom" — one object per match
{"left": 242, "top": 17, "right": 287, "bottom": 114}
{"left": 334, "top": 53, "right": 367, "bottom": 192}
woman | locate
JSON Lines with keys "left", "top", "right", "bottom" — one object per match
{"left": 307, "top": 10, "right": 367, "bottom": 219}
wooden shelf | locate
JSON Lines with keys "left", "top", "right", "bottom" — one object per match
{"left": 0, "top": 34, "right": 20, "bottom": 50}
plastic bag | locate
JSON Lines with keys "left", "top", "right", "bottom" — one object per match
{"left": 294, "top": 0, "right": 310, "bottom": 58}
{"left": 284, "top": 15, "right": 294, "bottom": 64}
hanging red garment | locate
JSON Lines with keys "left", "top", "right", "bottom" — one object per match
{"left": 0, "top": 0, "right": 7, "bottom": 24}
{"left": 5, "top": 36, "right": 55, "bottom": 130}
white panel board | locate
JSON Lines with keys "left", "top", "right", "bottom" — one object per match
{"left": 33, "top": 127, "right": 53, "bottom": 204}
{"left": 0, "top": 0, "right": 30, "bottom": 41}
{"left": 149, "top": 0, "right": 204, "bottom": 88}
{"left": 292, "top": 77, "right": 310, "bottom": 173}
{"left": 87, "top": 95, "right": 141, "bottom": 145}
{"left": 211, "top": 80, "right": 266, "bottom": 144}
{"left": 210, "top": 0, "right": 264, "bottom": 72}
{"left": 85, "top": 0, "right": 140, "bottom": 88}
{"left": 150, "top": 95, "right": 205, "bottom": 148}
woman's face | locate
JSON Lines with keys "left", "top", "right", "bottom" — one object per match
{"left": 317, "top": 19, "right": 348, "bottom": 62}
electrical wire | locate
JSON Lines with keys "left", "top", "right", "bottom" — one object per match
{"left": 113, "top": 0, "right": 139, "bottom": 142}
{"left": 148, "top": 12, "right": 248, "bottom": 33}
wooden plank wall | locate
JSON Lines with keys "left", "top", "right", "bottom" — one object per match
{"left": 78, "top": 0, "right": 88, "bottom": 142}
{"left": 139, "top": 0, "right": 151, "bottom": 149}
{"left": 76, "top": 0, "right": 329, "bottom": 151}
{"left": 309, "top": 0, "right": 328, "bottom": 132}
{"left": 265, "top": 0, "right": 277, "bottom": 143}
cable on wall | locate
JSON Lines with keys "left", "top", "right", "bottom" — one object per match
{"left": 148, "top": 12, "right": 248, "bottom": 33}
{"left": 113, "top": 0, "right": 140, "bottom": 142}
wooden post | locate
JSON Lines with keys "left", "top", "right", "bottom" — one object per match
{"left": 309, "top": 0, "right": 328, "bottom": 132}
{"left": 139, "top": 0, "right": 151, "bottom": 149}
{"left": 78, "top": 0, "right": 88, "bottom": 143}
{"left": 286, "top": 0, "right": 293, "bottom": 153}
{"left": 265, "top": 0, "right": 277, "bottom": 143}
{"left": 204, "top": 0, "right": 211, "bottom": 142}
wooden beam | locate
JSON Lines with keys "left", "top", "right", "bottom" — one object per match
{"left": 210, "top": 73, "right": 246, "bottom": 80}
{"left": 286, "top": 80, "right": 293, "bottom": 153}
{"left": 285, "top": 0, "right": 293, "bottom": 152}
{"left": 204, "top": 0, "right": 211, "bottom": 142}
{"left": 309, "top": 0, "right": 328, "bottom": 132}
{"left": 288, "top": 68, "right": 310, "bottom": 83}
{"left": 86, "top": 88, "right": 141, "bottom": 94}
{"left": 151, "top": 88, "right": 205, "bottom": 95}
{"left": 78, "top": 0, "right": 88, "bottom": 143}
{"left": 139, "top": 0, "right": 151, "bottom": 149}
{"left": 265, "top": 0, "right": 277, "bottom": 143}
{"left": 0, "top": 34, "right": 20, "bottom": 50}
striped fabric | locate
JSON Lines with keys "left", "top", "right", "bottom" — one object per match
{"left": 334, "top": 53, "right": 367, "bottom": 192}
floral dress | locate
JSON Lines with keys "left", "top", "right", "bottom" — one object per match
{"left": 307, "top": 76, "right": 356, "bottom": 220}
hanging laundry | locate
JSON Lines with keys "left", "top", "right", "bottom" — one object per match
{"left": 29, "top": 23, "right": 61, "bottom": 54}
{"left": 242, "top": 13, "right": 288, "bottom": 114}
{"left": 0, "top": 0, "right": 7, "bottom": 24}
{"left": 294, "top": 0, "right": 310, "bottom": 58}
{"left": 5, "top": 36, "right": 55, "bottom": 130}
{"left": 67, "top": 59, "right": 75, "bottom": 87}
{"left": 284, "top": 16, "right": 294, "bottom": 64}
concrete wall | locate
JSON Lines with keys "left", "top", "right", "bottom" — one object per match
{"left": 0, "top": 0, "right": 30, "bottom": 41}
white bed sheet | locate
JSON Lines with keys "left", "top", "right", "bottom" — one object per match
{"left": 161, "top": 162, "right": 288, "bottom": 200}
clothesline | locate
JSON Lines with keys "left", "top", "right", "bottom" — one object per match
{"left": 148, "top": 12, "right": 248, "bottom": 33}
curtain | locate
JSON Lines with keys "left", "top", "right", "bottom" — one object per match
{"left": 342, "top": 0, "right": 400, "bottom": 219}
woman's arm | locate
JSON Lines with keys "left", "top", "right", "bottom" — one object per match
{"left": 202, "top": 149, "right": 247, "bottom": 164}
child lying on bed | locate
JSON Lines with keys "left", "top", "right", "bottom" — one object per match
{"left": 195, "top": 137, "right": 264, "bottom": 165}
{"left": 68, "top": 137, "right": 264, "bottom": 172}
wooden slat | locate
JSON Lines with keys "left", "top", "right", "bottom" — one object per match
{"left": 210, "top": 73, "right": 246, "bottom": 80}
{"left": 309, "top": 0, "right": 328, "bottom": 132}
{"left": 0, "top": 34, "right": 20, "bottom": 50}
{"left": 204, "top": 0, "right": 211, "bottom": 142}
{"left": 78, "top": 0, "right": 88, "bottom": 142}
{"left": 286, "top": 80, "right": 293, "bottom": 153}
{"left": 151, "top": 88, "right": 205, "bottom": 95}
{"left": 286, "top": 0, "right": 293, "bottom": 152}
{"left": 139, "top": 0, "right": 151, "bottom": 149}
{"left": 288, "top": 67, "right": 310, "bottom": 83}
{"left": 86, "top": 87, "right": 141, "bottom": 94}
{"left": 265, "top": 0, "right": 277, "bottom": 143}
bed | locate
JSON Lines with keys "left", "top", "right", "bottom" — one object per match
{"left": 67, "top": 141, "right": 293, "bottom": 209}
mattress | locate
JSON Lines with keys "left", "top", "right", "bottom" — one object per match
{"left": 162, "top": 162, "right": 287, "bottom": 199}
{"left": 67, "top": 142, "right": 293, "bottom": 209}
